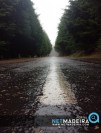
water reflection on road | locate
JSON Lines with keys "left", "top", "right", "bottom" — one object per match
{"left": 36, "top": 57, "right": 77, "bottom": 116}
{"left": 35, "top": 58, "right": 82, "bottom": 133}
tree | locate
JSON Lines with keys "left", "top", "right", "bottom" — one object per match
{"left": 55, "top": 0, "right": 101, "bottom": 55}
{"left": 0, "top": 0, "right": 52, "bottom": 58}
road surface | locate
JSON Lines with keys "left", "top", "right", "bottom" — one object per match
{"left": 0, "top": 57, "right": 101, "bottom": 133}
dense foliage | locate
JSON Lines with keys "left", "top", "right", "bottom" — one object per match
{"left": 0, "top": 0, "right": 52, "bottom": 58}
{"left": 55, "top": 0, "right": 101, "bottom": 55}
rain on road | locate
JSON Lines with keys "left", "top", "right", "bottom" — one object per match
{"left": 0, "top": 56, "right": 101, "bottom": 133}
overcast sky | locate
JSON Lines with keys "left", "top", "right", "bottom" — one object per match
{"left": 32, "top": 0, "right": 69, "bottom": 46}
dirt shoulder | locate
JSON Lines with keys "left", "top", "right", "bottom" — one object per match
{"left": 68, "top": 52, "right": 101, "bottom": 64}
{"left": 0, "top": 58, "right": 36, "bottom": 65}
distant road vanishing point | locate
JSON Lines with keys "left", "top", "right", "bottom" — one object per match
{"left": 49, "top": 48, "right": 59, "bottom": 57}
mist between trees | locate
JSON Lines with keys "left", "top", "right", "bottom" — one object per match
{"left": 55, "top": 0, "right": 101, "bottom": 55}
{"left": 0, "top": 0, "right": 52, "bottom": 59}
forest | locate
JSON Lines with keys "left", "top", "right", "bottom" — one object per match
{"left": 55, "top": 0, "right": 101, "bottom": 55}
{"left": 0, "top": 0, "right": 52, "bottom": 59}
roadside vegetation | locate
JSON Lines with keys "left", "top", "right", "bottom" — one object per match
{"left": 55, "top": 0, "right": 101, "bottom": 56}
{"left": 0, "top": 0, "right": 52, "bottom": 59}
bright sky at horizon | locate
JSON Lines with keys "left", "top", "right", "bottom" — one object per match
{"left": 32, "top": 0, "right": 69, "bottom": 46}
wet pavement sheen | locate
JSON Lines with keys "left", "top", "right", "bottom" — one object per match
{"left": 0, "top": 57, "right": 101, "bottom": 133}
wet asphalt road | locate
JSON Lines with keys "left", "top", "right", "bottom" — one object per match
{"left": 0, "top": 57, "right": 101, "bottom": 133}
